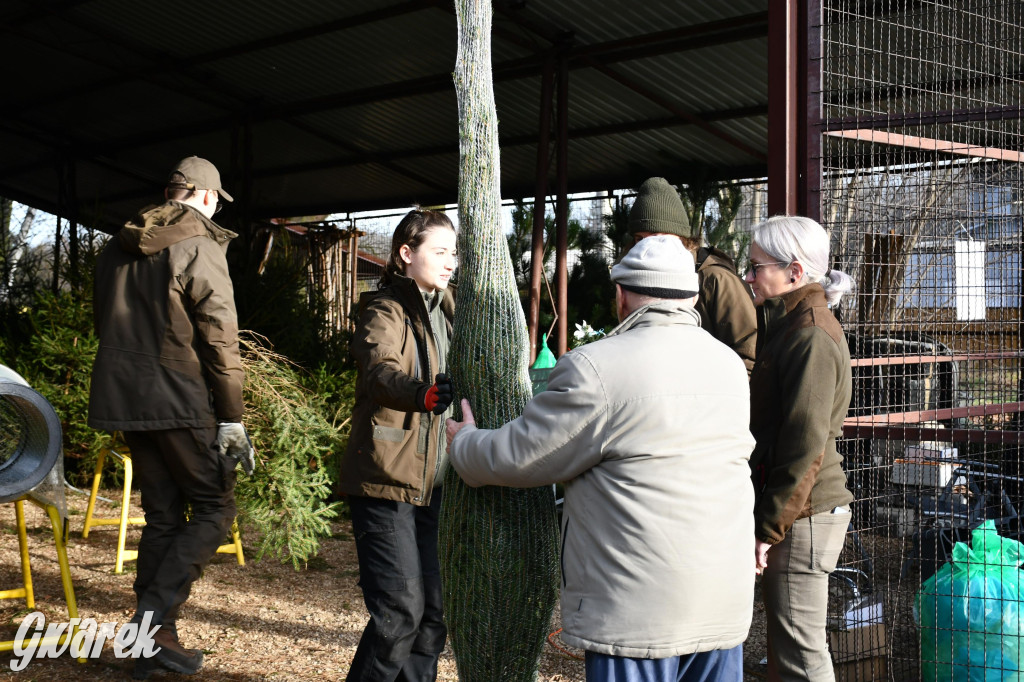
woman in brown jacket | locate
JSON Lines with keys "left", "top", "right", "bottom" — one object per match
{"left": 744, "top": 215, "right": 854, "bottom": 682}
{"left": 340, "top": 209, "right": 456, "bottom": 682}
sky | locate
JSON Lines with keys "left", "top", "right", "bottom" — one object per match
{"left": 9, "top": 202, "right": 58, "bottom": 248}
{"left": 11, "top": 190, "right": 622, "bottom": 248}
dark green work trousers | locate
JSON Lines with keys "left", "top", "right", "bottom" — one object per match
{"left": 125, "top": 427, "right": 237, "bottom": 627}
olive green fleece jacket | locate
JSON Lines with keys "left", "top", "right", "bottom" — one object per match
{"left": 89, "top": 201, "right": 243, "bottom": 431}
{"left": 695, "top": 247, "right": 757, "bottom": 375}
{"left": 749, "top": 284, "right": 853, "bottom": 545}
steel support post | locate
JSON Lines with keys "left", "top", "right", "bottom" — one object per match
{"left": 768, "top": 0, "right": 821, "bottom": 219}
{"left": 554, "top": 53, "right": 569, "bottom": 356}
{"left": 528, "top": 56, "right": 555, "bottom": 364}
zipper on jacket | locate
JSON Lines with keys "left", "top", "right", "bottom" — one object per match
{"left": 560, "top": 516, "right": 570, "bottom": 588}
{"left": 406, "top": 309, "right": 435, "bottom": 502}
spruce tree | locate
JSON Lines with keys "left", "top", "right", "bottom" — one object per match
{"left": 440, "top": 0, "right": 560, "bottom": 679}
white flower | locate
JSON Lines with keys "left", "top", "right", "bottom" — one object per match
{"left": 571, "top": 321, "right": 605, "bottom": 348}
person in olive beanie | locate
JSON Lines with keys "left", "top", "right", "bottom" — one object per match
{"left": 628, "top": 177, "right": 757, "bottom": 375}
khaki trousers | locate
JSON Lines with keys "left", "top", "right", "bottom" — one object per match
{"left": 762, "top": 511, "right": 849, "bottom": 682}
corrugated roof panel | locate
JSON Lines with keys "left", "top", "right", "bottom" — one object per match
{"left": 563, "top": 68, "right": 675, "bottom": 127}
{"left": 1, "top": 0, "right": 780, "bottom": 224}
{"left": 0, "top": 33, "right": 114, "bottom": 100}
{"left": 296, "top": 89, "right": 460, "bottom": 152}
{"left": 516, "top": 0, "right": 766, "bottom": 45}
{"left": 250, "top": 119, "right": 353, "bottom": 167}
{"left": 211, "top": 12, "right": 460, "bottom": 106}
{"left": 77, "top": 0, "right": 406, "bottom": 56}
{"left": 256, "top": 159, "right": 447, "bottom": 216}
{"left": 604, "top": 41, "right": 769, "bottom": 112}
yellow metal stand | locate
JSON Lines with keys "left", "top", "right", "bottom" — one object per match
{"left": 216, "top": 519, "right": 245, "bottom": 566}
{"left": 0, "top": 497, "right": 80, "bottom": 654}
{"left": 83, "top": 448, "right": 245, "bottom": 572}
{"left": 82, "top": 448, "right": 145, "bottom": 573}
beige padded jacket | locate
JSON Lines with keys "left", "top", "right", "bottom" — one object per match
{"left": 451, "top": 302, "right": 755, "bottom": 658}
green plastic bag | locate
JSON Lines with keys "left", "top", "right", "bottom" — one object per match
{"left": 916, "top": 520, "right": 1024, "bottom": 681}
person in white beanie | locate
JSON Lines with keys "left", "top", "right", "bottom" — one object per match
{"left": 628, "top": 177, "right": 757, "bottom": 376}
{"left": 446, "top": 235, "right": 755, "bottom": 682}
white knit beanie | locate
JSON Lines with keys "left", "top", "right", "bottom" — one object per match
{"left": 610, "top": 235, "right": 699, "bottom": 298}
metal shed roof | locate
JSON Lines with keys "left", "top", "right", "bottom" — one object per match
{"left": 0, "top": 0, "right": 771, "bottom": 231}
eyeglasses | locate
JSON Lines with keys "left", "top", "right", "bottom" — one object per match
{"left": 746, "top": 260, "right": 789, "bottom": 276}
{"left": 211, "top": 190, "right": 223, "bottom": 214}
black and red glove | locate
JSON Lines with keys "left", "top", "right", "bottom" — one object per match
{"left": 417, "top": 373, "right": 454, "bottom": 415}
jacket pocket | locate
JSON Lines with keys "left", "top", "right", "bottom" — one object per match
{"left": 373, "top": 425, "right": 406, "bottom": 443}
{"left": 353, "top": 521, "right": 407, "bottom": 592}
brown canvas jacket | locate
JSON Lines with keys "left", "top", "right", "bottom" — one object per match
{"left": 695, "top": 247, "right": 757, "bottom": 375}
{"left": 748, "top": 284, "right": 853, "bottom": 544}
{"left": 340, "top": 275, "right": 454, "bottom": 505}
{"left": 88, "top": 201, "right": 243, "bottom": 431}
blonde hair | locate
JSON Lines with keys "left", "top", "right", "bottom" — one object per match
{"left": 750, "top": 215, "right": 853, "bottom": 306}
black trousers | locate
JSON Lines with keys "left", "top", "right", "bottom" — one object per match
{"left": 125, "top": 427, "right": 237, "bottom": 627}
{"left": 346, "top": 491, "right": 446, "bottom": 682}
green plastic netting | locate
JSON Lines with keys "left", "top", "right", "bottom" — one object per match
{"left": 439, "top": 1, "right": 560, "bottom": 680}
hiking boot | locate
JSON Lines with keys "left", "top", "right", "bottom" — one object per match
{"left": 149, "top": 627, "right": 203, "bottom": 676}
{"left": 132, "top": 656, "right": 166, "bottom": 680}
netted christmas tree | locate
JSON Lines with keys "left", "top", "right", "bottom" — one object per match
{"left": 439, "top": 0, "right": 560, "bottom": 679}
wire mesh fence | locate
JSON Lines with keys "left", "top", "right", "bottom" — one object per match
{"left": 823, "top": 2, "right": 1023, "bottom": 679}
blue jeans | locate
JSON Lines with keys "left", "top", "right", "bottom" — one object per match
{"left": 585, "top": 645, "right": 743, "bottom": 682}
{"left": 346, "top": 492, "right": 446, "bottom": 682}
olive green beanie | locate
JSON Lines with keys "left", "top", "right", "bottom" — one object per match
{"left": 627, "top": 177, "right": 695, "bottom": 239}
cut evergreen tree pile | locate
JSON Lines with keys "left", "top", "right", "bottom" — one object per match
{"left": 235, "top": 333, "right": 346, "bottom": 569}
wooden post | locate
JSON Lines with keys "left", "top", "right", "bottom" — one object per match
{"left": 349, "top": 229, "right": 360, "bottom": 331}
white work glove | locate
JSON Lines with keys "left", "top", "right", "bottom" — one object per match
{"left": 217, "top": 422, "right": 256, "bottom": 475}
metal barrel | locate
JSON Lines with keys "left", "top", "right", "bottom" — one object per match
{"left": 0, "top": 366, "right": 63, "bottom": 503}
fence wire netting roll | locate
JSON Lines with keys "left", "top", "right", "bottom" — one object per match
{"left": 440, "top": 1, "right": 559, "bottom": 680}
{"left": 821, "top": 2, "right": 1024, "bottom": 680}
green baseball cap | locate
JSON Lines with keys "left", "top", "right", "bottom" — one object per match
{"left": 170, "top": 156, "right": 234, "bottom": 202}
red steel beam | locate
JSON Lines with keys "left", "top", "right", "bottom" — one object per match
{"left": 554, "top": 53, "right": 570, "bottom": 357}
{"left": 767, "top": 0, "right": 799, "bottom": 216}
{"left": 768, "top": 0, "right": 821, "bottom": 218}
{"left": 845, "top": 402, "right": 1024, "bottom": 426}
{"left": 799, "top": 0, "right": 821, "bottom": 222}
{"left": 528, "top": 56, "right": 555, "bottom": 364}
{"left": 850, "top": 351, "right": 1024, "bottom": 367}
{"left": 842, "top": 426, "right": 1024, "bottom": 445}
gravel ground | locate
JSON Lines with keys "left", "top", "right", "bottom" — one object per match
{"left": 0, "top": 490, "right": 773, "bottom": 681}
